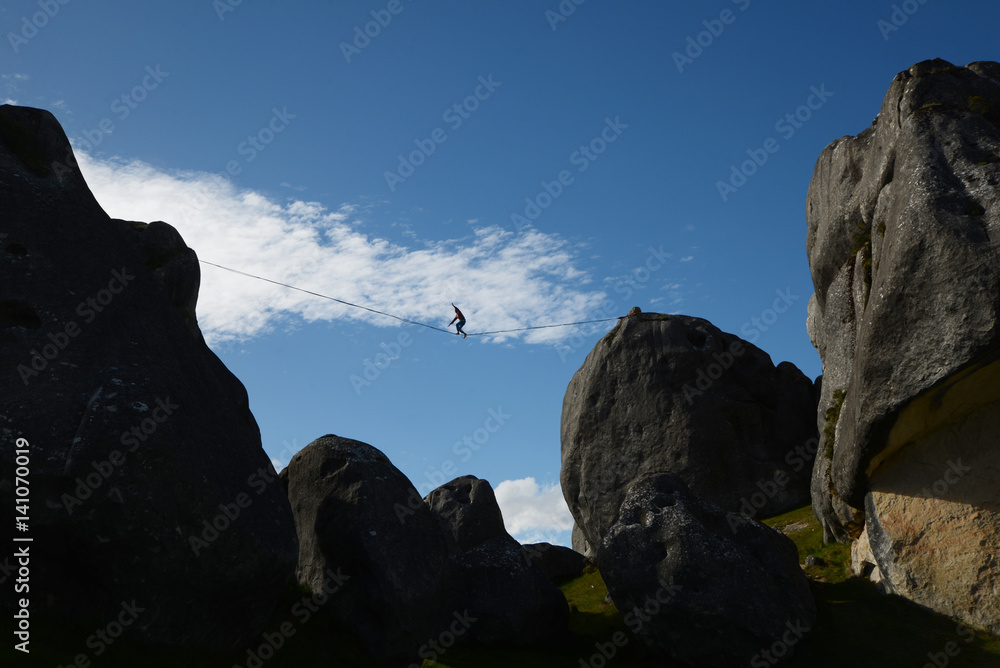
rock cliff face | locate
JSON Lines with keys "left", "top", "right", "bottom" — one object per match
{"left": 561, "top": 312, "right": 818, "bottom": 555}
{"left": 0, "top": 105, "right": 298, "bottom": 650}
{"left": 806, "top": 60, "right": 1000, "bottom": 634}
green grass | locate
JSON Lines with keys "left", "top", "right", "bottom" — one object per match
{"left": 823, "top": 388, "right": 846, "bottom": 461}
{"left": 763, "top": 503, "right": 852, "bottom": 584}
{"left": 423, "top": 563, "right": 664, "bottom": 668}
{"left": 428, "top": 505, "right": 1000, "bottom": 667}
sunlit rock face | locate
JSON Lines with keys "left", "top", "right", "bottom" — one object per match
{"left": 805, "top": 59, "right": 1000, "bottom": 634}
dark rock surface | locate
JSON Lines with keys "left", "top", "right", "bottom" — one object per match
{"left": 424, "top": 475, "right": 507, "bottom": 557}
{"left": 597, "top": 473, "right": 816, "bottom": 667}
{"left": 807, "top": 58, "right": 1000, "bottom": 512}
{"left": 806, "top": 59, "right": 1000, "bottom": 634}
{"left": 0, "top": 105, "right": 297, "bottom": 651}
{"left": 425, "top": 476, "right": 570, "bottom": 647}
{"left": 284, "top": 434, "right": 449, "bottom": 665}
{"left": 521, "top": 542, "right": 589, "bottom": 583}
{"left": 561, "top": 312, "right": 818, "bottom": 553}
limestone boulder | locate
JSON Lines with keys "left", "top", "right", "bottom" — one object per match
{"left": 284, "top": 434, "right": 450, "bottom": 665}
{"left": 425, "top": 476, "right": 570, "bottom": 647}
{"left": 597, "top": 473, "right": 816, "bottom": 667}
{"left": 521, "top": 542, "right": 589, "bottom": 584}
{"left": 561, "top": 312, "right": 818, "bottom": 553}
{"left": 806, "top": 59, "right": 1000, "bottom": 632}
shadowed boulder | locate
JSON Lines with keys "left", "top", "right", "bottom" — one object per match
{"left": 424, "top": 475, "right": 570, "bottom": 647}
{"left": 0, "top": 104, "right": 298, "bottom": 653}
{"left": 284, "top": 434, "right": 450, "bottom": 666}
{"left": 597, "top": 473, "right": 816, "bottom": 667}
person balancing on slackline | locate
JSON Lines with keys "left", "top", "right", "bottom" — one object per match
{"left": 449, "top": 303, "right": 467, "bottom": 338}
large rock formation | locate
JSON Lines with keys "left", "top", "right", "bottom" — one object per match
{"left": 284, "top": 434, "right": 450, "bottom": 665}
{"left": 597, "top": 473, "right": 815, "bottom": 667}
{"left": 806, "top": 60, "right": 1000, "bottom": 634}
{"left": 561, "top": 312, "right": 818, "bottom": 554}
{"left": 521, "top": 542, "right": 589, "bottom": 584}
{"left": 0, "top": 105, "right": 298, "bottom": 651}
{"left": 424, "top": 475, "right": 570, "bottom": 647}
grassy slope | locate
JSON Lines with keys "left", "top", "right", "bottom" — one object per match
{"left": 426, "top": 504, "right": 1000, "bottom": 667}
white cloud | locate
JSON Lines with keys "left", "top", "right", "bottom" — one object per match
{"left": 680, "top": 256, "right": 694, "bottom": 262}
{"left": 494, "top": 477, "right": 574, "bottom": 546}
{"left": 3, "top": 73, "right": 28, "bottom": 105}
{"left": 76, "top": 152, "right": 608, "bottom": 347}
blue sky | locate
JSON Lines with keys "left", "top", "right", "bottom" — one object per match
{"left": 4, "top": 0, "right": 998, "bottom": 545}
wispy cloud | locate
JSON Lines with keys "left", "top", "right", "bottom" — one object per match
{"left": 493, "top": 477, "right": 574, "bottom": 546}
{"left": 2, "top": 73, "right": 28, "bottom": 105}
{"left": 76, "top": 152, "right": 608, "bottom": 346}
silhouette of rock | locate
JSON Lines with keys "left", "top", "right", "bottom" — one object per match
{"left": 284, "top": 434, "right": 449, "bottom": 665}
{"left": 0, "top": 104, "right": 297, "bottom": 652}
{"left": 425, "top": 475, "right": 570, "bottom": 646}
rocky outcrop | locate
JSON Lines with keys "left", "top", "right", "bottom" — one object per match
{"left": 284, "top": 434, "right": 450, "bottom": 665}
{"left": 425, "top": 474, "right": 507, "bottom": 556}
{"left": 521, "top": 542, "right": 589, "bottom": 584}
{"left": 561, "top": 312, "right": 818, "bottom": 554}
{"left": 806, "top": 60, "right": 1000, "bottom": 634}
{"left": 597, "top": 473, "right": 816, "bottom": 667}
{"left": 425, "top": 475, "right": 570, "bottom": 646}
{"left": 0, "top": 105, "right": 298, "bottom": 651}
